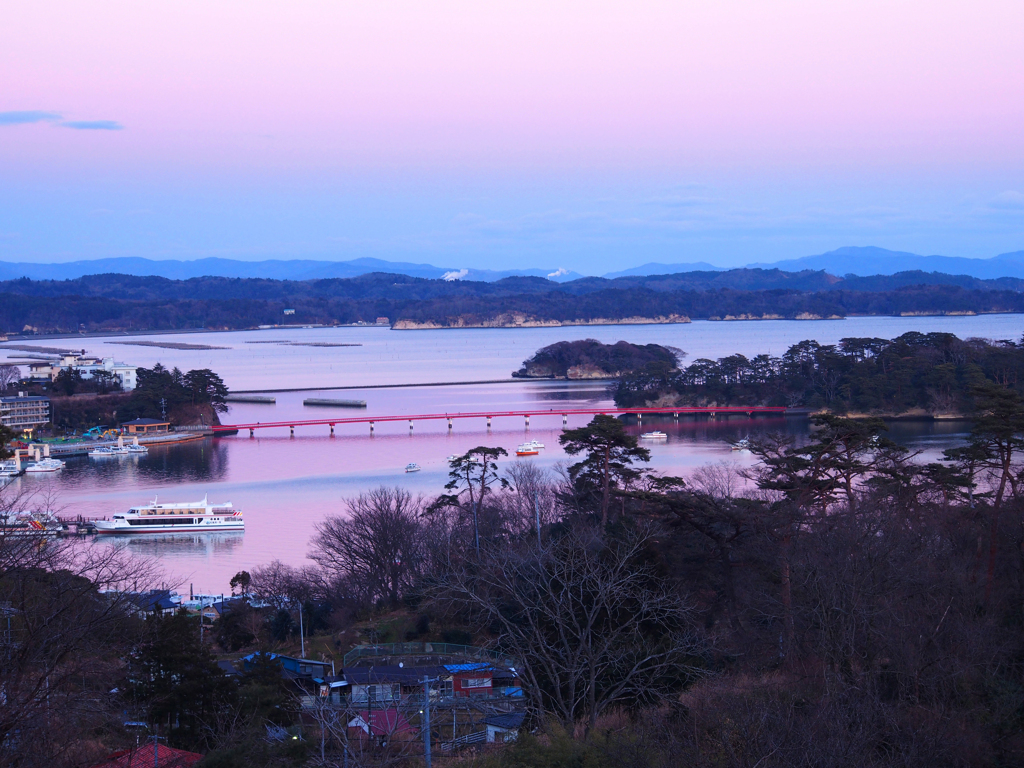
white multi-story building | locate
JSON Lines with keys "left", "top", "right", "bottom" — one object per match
{"left": 27, "top": 354, "right": 138, "bottom": 390}
{"left": 0, "top": 394, "right": 50, "bottom": 432}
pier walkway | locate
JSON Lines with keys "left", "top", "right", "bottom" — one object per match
{"left": 213, "top": 406, "right": 790, "bottom": 436}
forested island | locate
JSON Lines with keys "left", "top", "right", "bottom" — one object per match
{"left": 614, "top": 331, "right": 1024, "bottom": 417}
{"left": 2, "top": 268, "right": 1024, "bottom": 333}
{"left": 513, "top": 339, "right": 682, "bottom": 379}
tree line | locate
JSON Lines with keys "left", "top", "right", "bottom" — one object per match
{"left": 4, "top": 271, "right": 1024, "bottom": 332}
{"left": 615, "top": 331, "right": 1024, "bottom": 415}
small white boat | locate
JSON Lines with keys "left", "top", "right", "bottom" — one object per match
{"left": 25, "top": 458, "right": 66, "bottom": 473}
{"left": 640, "top": 431, "right": 668, "bottom": 440}
{"left": 516, "top": 444, "right": 539, "bottom": 456}
{"left": 731, "top": 438, "right": 750, "bottom": 451}
{"left": 0, "top": 460, "right": 24, "bottom": 478}
{"left": 446, "top": 455, "right": 459, "bottom": 462}
{"left": 89, "top": 446, "right": 125, "bottom": 458}
{"left": 126, "top": 443, "right": 148, "bottom": 454}
{"left": 405, "top": 463, "right": 421, "bottom": 473}
{"left": 526, "top": 440, "right": 544, "bottom": 449}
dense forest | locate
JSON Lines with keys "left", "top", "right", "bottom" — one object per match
{"left": 615, "top": 331, "right": 1024, "bottom": 415}
{"left": 5, "top": 402, "right": 1024, "bottom": 767}
{"left": 513, "top": 339, "right": 682, "bottom": 378}
{"left": 1, "top": 270, "right": 1023, "bottom": 333}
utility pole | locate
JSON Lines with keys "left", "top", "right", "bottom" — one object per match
{"left": 422, "top": 675, "right": 432, "bottom": 768}
{"left": 149, "top": 727, "right": 166, "bottom": 767}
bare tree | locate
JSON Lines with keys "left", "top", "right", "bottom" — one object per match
{"left": 433, "top": 521, "right": 701, "bottom": 734}
{"left": 309, "top": 486, "right": 424, "bottom": 609}
{"left": 0, "top": 484, "right": 163, "bottom": 766}
{"left": 0, "top": 365, "right": 20, "bottom": 392}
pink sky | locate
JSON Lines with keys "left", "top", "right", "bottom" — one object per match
{"left": 2, "top": 1, "right": 1023, "bottom": 268}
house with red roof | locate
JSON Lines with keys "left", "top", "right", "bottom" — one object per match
{"left": 89, "top": 744, "right": 203, "bottom": 768}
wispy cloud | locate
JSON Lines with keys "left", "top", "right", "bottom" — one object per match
{"left": 60, "top": 120, "right": 123, "bottom": 130}
{"left": 0, "top": 111, "right": 123, "bottom": 130}
{"left": 0, "top": 110, "right": 61, "bottom": 126}
{"left": 989, "top": 191, "right": 1024, "bottom": 211}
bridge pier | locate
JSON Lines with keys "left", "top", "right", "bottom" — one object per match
{"left": 525, "top": 414, "right": 530, "bottom": 428}
{"left": 673, "top": 412, "right": 679, "bottom": 420}
{"left": 447, "top": 418, "right": 452, "bottom": 430}
{"left": 289, "top": 425, "right": 295, "bottom": 437}
{"left": 249, "top": 428, "right": 254, "bottom": 438}
{"left": 562, "top": 414, "right": 567, "bottom": 425}
{"left": 369, "top": 421, "right": 374, "bottom": 433}
{"left": 486, "top": 416, "right": 491, "bottom": 428}
{"left": 330, "top": 423, "right": 335, "bottom": 436}
{"left": 409, "top": 420, "right": 414, "bottom": 432}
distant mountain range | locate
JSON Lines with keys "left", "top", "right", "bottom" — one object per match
{"left": 0, "top": 257, "right": 584, "bottom": 283}
{"left": 748, "top": 246, "right": 1024, "bottom": 280}
{"left": 1, "top": 246, "right": 1023, "bottom": 283}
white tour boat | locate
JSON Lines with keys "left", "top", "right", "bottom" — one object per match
{"left": 92, "top": 495, "right": 244, "bottom": 535}
{"left": 640, "top": 431, "right": 668, "bottom": 440}
{"left": 405, "top": 463, "right": 422, "bottom": 473}
{"left": 516, "top": 444, "right": 539, "bottom": 456}
{"left": 25, "top": 457, "right": 66, "bottom": 473}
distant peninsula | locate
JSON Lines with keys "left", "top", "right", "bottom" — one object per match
{"left": 1, "top": 269, "right": 1023, "bottom": 334}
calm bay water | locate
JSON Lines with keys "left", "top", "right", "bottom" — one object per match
{"left": 4, "top": 314, "right": 1017, "bottom": 592}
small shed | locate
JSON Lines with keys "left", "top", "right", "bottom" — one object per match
{"left": 483, "top": 711, "right": 525, "bottom": 743}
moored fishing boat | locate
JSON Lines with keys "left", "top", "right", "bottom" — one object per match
{"left": 91, "top": 495, "right": 244, "bottom": 534}
{"left": 25, "top": 457, "right": 66, "bottom": 473}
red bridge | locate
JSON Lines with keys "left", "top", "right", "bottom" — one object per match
{"left": 213, "top": 406, "right": 790, "bottom": 436}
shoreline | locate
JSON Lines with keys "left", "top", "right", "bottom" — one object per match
{"left": 4, "top": 311, "right": 1023, "bottom": 344}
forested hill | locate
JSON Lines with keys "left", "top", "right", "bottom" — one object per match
{"left": 1, "top": 269, "right": 1023, "bottom": 333}
{"left": 614, "top": 332, "right": 1024, "bottom": 416}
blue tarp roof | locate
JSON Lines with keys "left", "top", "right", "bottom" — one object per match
{"left": 443, "top": 663, "right": 494, "bottom": 673}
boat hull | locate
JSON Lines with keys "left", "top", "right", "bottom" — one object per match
{"left": 93, "top": 521, "right": 244, "bottom": 534}
{"left": 94, "top": 525, "right": 244, "bottom": 534}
